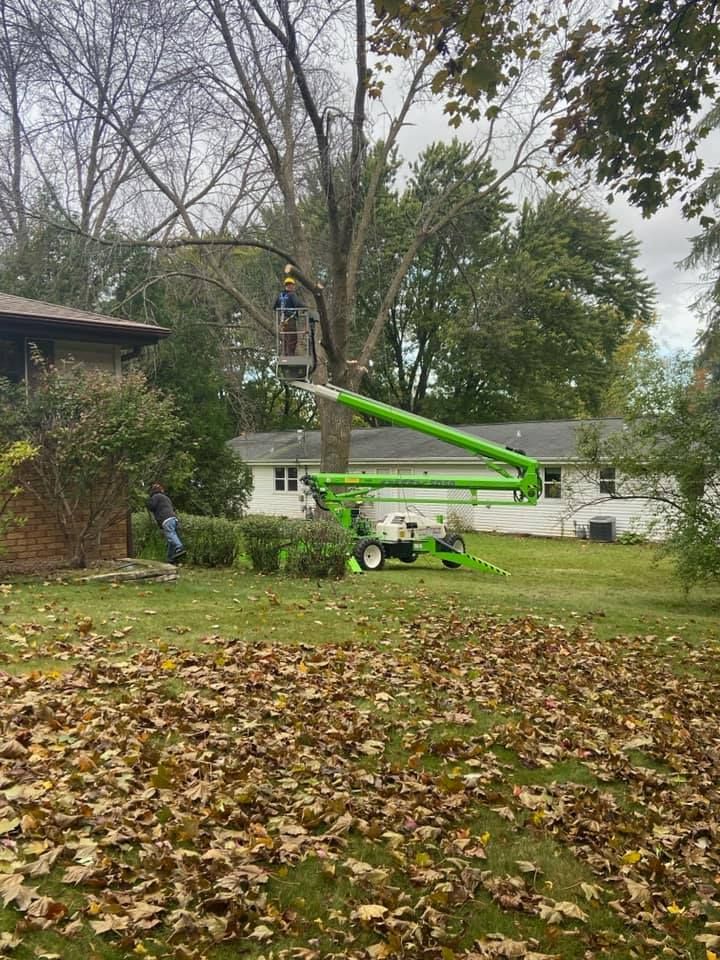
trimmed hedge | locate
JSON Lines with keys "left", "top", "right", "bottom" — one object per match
{"left": 283, "top": 518, "right": 353, "bottom": 579}
{"left": 236, "top": 515, "right": 290, "bottom": 573}
{"left": 132, "top": 512, "right": 352, "bottom": 578}
{"left": 131, "top": 512, "right": 240, "bottom": 567}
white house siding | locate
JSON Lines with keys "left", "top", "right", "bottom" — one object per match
{"left": 470, "top": 478, "right": 659, "bottom": 540}
{"left": 244, "top": 460, "right": 660, "bottom": 539}
{"left": 245, "top": 464, "right": 311, "bottom": 517}
{"left": 348, "top": 463, "right": 656, "bottom": 540}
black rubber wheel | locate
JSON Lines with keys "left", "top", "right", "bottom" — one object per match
{"left": 441, "top": 534, "right": 465, "bottom": 568}
{"left": 354, "top": 537, "right": 386, "bottom": 571}
{"left": 399, "top": 555, "right": 417, "bottom": 563}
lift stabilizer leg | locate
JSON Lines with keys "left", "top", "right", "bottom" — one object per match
{"left": 434, "top": 551, "right": 510, "bottom": 576}
{"left": 427, "top": 538, "right": 510, "bottom": 576}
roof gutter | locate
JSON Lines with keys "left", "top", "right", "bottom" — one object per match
{"left": 0, "top": 315, "right": 171, "bottom": 345}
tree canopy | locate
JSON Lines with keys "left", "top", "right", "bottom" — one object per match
{"left": 682, "top": 101, "right": 720, "bottom": 376}
{"left": 372, "top": 0, "right": 720, "bottom": 215}
{"left": 0, "top": 0, "right": 577, "bottom": 469}
{"left": 578, "top": 353, "right": 720, "bottom": 588}
{"left": 0, "top": 0, "right": 690, "bottom": 474}
{"left": 363, "top": 190, "right": 655, "bottom": 422}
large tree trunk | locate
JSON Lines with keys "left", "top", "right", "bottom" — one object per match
{"left": 317, "top": 287, "right": 358, "bottom": 471}
{"left": 319, "top": 400, "right": 354, "bottom": 472}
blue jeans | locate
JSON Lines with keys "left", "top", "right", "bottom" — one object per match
{"left": 161, "top": 516, "right": 184, "bottom": 561}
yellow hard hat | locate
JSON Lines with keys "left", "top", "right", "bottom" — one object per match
{"left": 284, "top": 276, "right": 296, "bottom": 286}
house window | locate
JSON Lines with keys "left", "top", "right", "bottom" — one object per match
{"left": 599, "top": 467, "right": 616, "bottom": 495}
{"left": 0, "top": 337, "right": 24, "bottom": 382}
{"left": 543, "top": 465, "right": 562, "bottom": 499}
{"left": 274, "top": 466, "right": 298, "bottom": 492}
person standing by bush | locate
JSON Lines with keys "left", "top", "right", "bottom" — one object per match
{"left": 147, "top": 483, "right": 186, "bottom": 563}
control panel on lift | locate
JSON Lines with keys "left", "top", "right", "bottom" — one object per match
{"left": 275, "top": 307, "right": 316, "bottom": 381}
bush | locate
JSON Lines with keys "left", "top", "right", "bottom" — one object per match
{"left": 0, "top": 440, "right": 37, "bottom": 555}
{"left": 238, "top": 515, "right": 293, "bottom": 574}
{"left": 284, "top": 519, "right": 353, "bottom": 579}
{"left": 445, "top": 510, "right": 470, "bottom": 535}
{"left": 238, "top": 515, "right": 352, "bottom": 578}
{"left": 132, "top": 512, "right": 353, "bottom": 578}
{"left": 617, "top": 530, "right": 648, "bottom": 545}
{"left": 131, "top": 512, "right": 165, "bottom": 560}
{"left": 0, "top": 367, "right": 186, "bottom": 568}
{"left": 132, "top": 512, "right": 240, "bottom": 567}
{"left": 173, "top": 446, "right": 253, "bottom": 520}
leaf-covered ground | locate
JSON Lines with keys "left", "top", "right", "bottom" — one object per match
{"left": 0, "top": 595, "right": 719, "bottom": 960}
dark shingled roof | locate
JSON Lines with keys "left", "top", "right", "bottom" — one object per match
{"left": 0, "top": 292, "right": 170, "bottom": 344}
{"left": 230, "top": 418, "right": 625, "bottom": 464}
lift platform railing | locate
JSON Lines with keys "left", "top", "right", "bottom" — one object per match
{"left": 275, "top": 308, "right": 317, "bottom": 380}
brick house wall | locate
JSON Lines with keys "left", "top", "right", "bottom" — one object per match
{"left": 0, "top": 292, "right": 171, "bottom": 571}
{"left": 0, "top": 489, "right": 128, "bottom": 573}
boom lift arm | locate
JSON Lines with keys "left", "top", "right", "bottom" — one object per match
{"left": 289, "top": 381, "right": 541, "bottom": 576}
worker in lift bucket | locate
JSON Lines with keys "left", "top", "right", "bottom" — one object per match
{"left": 274, "top": 275, "right": 304, "bottom": 356}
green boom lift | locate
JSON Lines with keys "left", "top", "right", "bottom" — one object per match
{"left": 288, "top": 381, "right": 541, "bottom": 576}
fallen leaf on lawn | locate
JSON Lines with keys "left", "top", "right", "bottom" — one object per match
{"left": 625, "top": 879, "right": 652, "bottom": 904}
{"left": 480, "top": 938, "right": 527, "bottom": 957}
{"left": 0, "top": 874, "right": 36, "bottom": 911}
{"left": 127, "top": 901, "right": 163, "bottom": 922}
{"left": 355, "top": 903, "right": 387, "bottom": 921}
{"left": 90, "top": 915, "right": 130, "bottom": 934}
{"left": 666, "top": 901, "right": 685, "bottom": 915}
{"left": 26, "top": 895, "right": 66, "bottom": 920}
{"left": 61, "top": 864, "right": 96, "bottom": 884}
{"left": 0, "top": 931, "right": 21, "bottom": 953}
{"left": 696, "top": 935, "right": 720, "bottom": 948}
{"left": 23, "top": 846, "right": 63, "bottom": 878}
{"left": 366, "top": 943, "right": 392, "bottom": 959}
{"left": 540, "top": 900, "right": 588, "bottom": 923}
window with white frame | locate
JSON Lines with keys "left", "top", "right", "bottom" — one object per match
{"left": 274, "top": 466, "right": 298, "bottom": 492}
{"left": 543, "top": 465, "right": 562, "bottom": 499}
{"left": 599, "top": 467, "right": 616, "bottom": 495}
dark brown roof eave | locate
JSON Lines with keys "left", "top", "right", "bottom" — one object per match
{"left": 0, "top": 314, "right": 171, "bottom": 345}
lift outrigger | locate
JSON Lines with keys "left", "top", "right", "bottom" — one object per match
{"left": 284, "top": 380, "right": 541, "bottom": 576}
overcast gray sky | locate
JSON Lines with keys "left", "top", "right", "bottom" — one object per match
{"left": 383, "top": 99, "right": 713, "bottom": 357}
{"left": 610, "top": 196, "right": 705, "bottom": 354}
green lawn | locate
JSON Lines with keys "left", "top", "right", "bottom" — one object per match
{"left": 0, "top": 535, "right": 718, "bottom": 960}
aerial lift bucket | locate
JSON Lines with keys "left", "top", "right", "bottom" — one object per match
{"left": 275, "top": 307, "right": 316, "bottom": 381}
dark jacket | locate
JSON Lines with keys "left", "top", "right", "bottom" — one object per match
{"left": 147, "top": 492, "right": 176, "bottom": 527}
{"left": 274, "top": 290, "right": 304, "bottom": 311}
